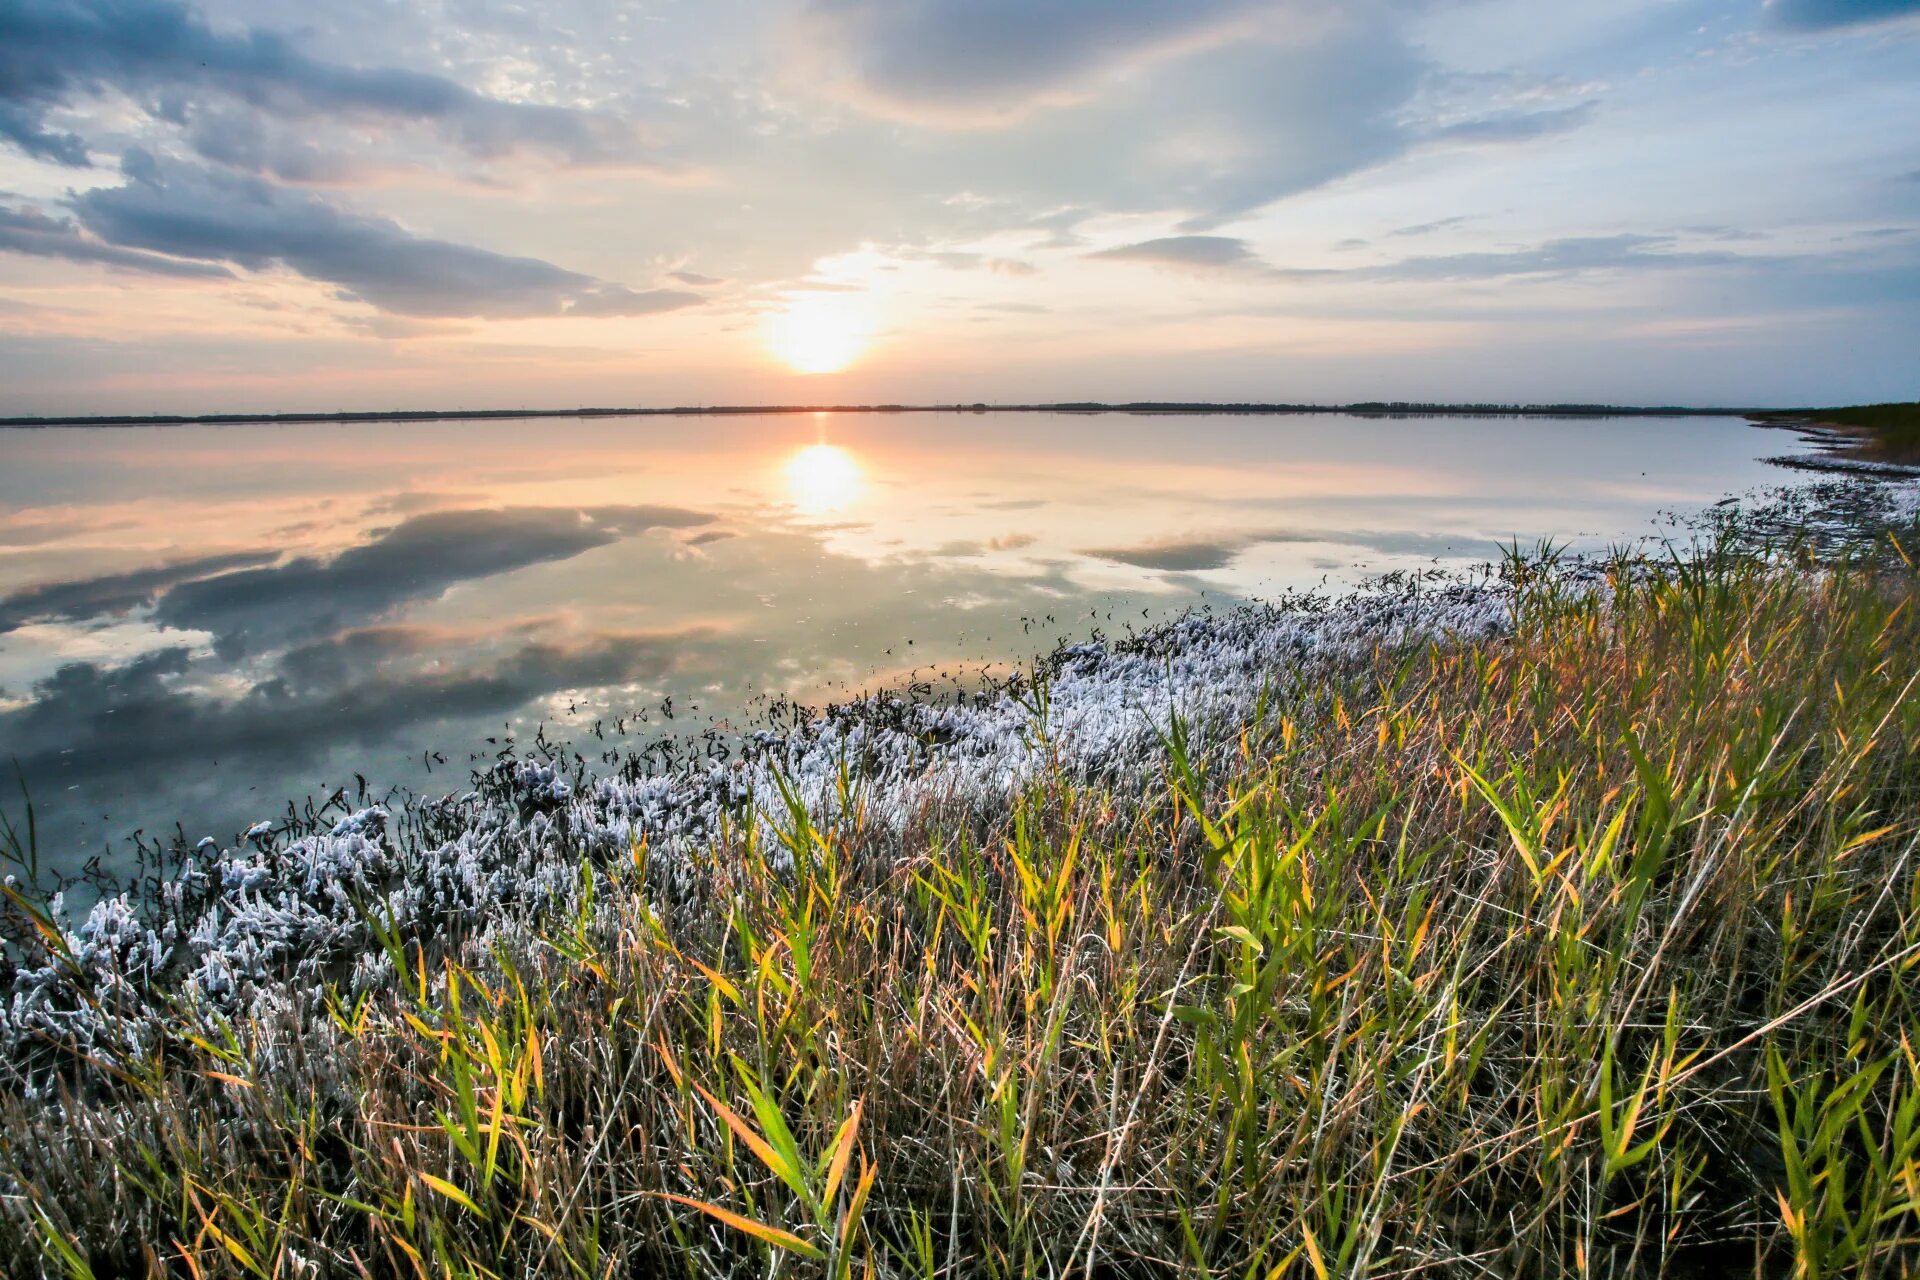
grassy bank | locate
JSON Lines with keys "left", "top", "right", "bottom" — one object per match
{"left": 5, "top": 546, "right": 1920, "bottom": 1277}
{"left": 1757, "top": 403, "right": 1920, "bottom": 468}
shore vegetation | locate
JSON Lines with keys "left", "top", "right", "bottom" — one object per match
{"left": 3, "top": 530, "right": 1920, "bottom": 1276}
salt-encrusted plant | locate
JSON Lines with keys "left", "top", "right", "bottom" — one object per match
{"left": 1, "top": 536, "right": 1918, "bottom": 1277}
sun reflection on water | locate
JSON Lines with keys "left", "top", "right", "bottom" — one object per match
{"left": 784, "top": 442, "right": 862, "bottom": 513}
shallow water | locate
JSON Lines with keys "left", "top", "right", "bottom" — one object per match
{"left": 0, "top": 410, "right": 1810, "bottom": 871}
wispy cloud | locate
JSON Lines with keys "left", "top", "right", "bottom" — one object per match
{"left": 1766, "top": 0, "right": 1920, "bottom": 31}
{"left": 1389, "top": 216, "right": 1475, "bottom": 238}
{"left": 797, "top": 0, "right": 1263, "bottom": 124}
{"left": 1089, "top": 233, "right": 1756, "bottom": 285}
{"left": 1425, "top": 101, "right": 1598, "bottom": 146}
{"left": 0, "top": 551, "right": 275, "bottom": 632}
{"left": 0, "top": 199, "right": 235, "bottom": 280}
{"left": 1326, "top": 235, "right": 1749, "bottom": 283}
{"left": 58, "top": 154, "right": 703, "bottom": 318}
{"left": 1085, "top": 235, "right": 1266, "bottom": 272}
{"left": 0, "top": 0, "right": 642, "bottom": 171}
{"left": 149, "top": 504, "right": 714, "bottom": 656}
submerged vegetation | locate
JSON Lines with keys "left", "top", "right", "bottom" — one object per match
{"left": 4, "top": 526, "right": 1920, "bottom": 1275}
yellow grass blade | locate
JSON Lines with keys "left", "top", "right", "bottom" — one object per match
{"left": 418, "top": 1173, "right": 480, "bottom": 1215}
{"left": 823, "top": 1098, "right": 864, "bottom": 1206}
{"left": 693, "top": 1083, "right": 798, "bottom": 1189}
{"left": 656, "top": 1193, "right": 823, "bottom": 1259}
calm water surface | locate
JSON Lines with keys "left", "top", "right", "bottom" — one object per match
{"left": 0, "top": 411, "right": 1809, "bottom": 872}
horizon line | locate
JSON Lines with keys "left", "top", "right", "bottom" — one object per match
{"left": 0, "top": 400, "right": 1815, "bottom": 429}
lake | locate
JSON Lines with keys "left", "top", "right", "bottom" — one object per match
{"left": 0, "top": 410, "right": 1811, "bottom": 874}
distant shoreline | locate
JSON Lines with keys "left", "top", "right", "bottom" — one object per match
{"left": 0, "top": 401, "right": 1783, "bottom": 429}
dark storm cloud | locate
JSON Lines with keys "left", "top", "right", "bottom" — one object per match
{"left": 62, "top": 155, "right": 701, "bottom": 317}
{"left": 0, "top": 198, "right": 235, "bottom": 280}
{"left": 0, "top": 625, "right": 703, "bottom": 787}
{"left": 0, "top": 0, "right": 635, "bottom": 170}
{"left": 1767, "top": 0, "right": 1920, "bottom": 30}
{"left": 0, "top": 550, "right": 276, "bottom": 632}
{"left": 152, "top": 504, "right": 714, "bottom": 656}
{"left": 1085, "top": 235, "right": 1265, "bottom": 271}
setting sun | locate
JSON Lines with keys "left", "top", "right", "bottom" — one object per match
{"left": 763, "top": 296, "right": 874, "bottom": 374}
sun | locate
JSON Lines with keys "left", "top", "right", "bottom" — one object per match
{"left": 784, "top": 443, "right": 862, "bottom": 513}
{"left": 763, "top": 296, "right": 873, "bottom": 374}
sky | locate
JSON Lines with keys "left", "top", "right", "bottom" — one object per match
{"left": 0, "top": 0, "right": 1916, "bottom": 413}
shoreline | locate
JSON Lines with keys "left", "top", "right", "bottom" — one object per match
{"left": 8, "top": 472, "right": 1916, "bottom": 1017}
{"left": 0, "top": 401, "right": 1780, "bottom": 429}
{"left": 1747, "top": 403, "right": 1920, "bottom": 474}
{"left": 4, "top": 475, "right": 1920, "bottom": 1271}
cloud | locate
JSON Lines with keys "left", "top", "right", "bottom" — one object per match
{"left": 0, "top": 624, "right": 703, "bottom": 789}
{"left": 559, "top": 284, "right": 706, "bottom": 318}
{"left": 798, "top": 0, "right": 1262, "bottom": 124}
{"left": 1426, "top": 101, "right": 1598, "bottom": 145}
{"left": 752, "top": 6, "right": 1429, "bottom": 235}
{"left": 362, "top": 491, "right": 488, "bottom": 517}
{"left": 1086, "top": 234, "right": 1266, "bottom": 271}
{"left": 1083, "top": 526, "right": 1483, "bottom": 571}
{"left": 1080, "top": 534, "right": 1262, "bottom": 571}
{"left": 0, "top": 198, "right": 236, "bottom": 280}
{"left": 151, "top": 504, "right": 714, "bottom": 656}
{"left": 1389, "top": 216, "right": 1474, "bottom": 238}
{"left": 782, "top": 279, "right": 866, "bottom": 293}
{"left": 175, "top": 103, "right": 379, "bottom": 186}
{"left": 63, "top": 155, "right": 702, "bottom": 317}
{"left": 0, "top": 99, "right": 88, "bottom": 166}
{"left": 334, "top": 314, "right": 469, "bottom": 340}
{"left": 0, "top": 0, "right": 638, "bottom": 171}
{"left": 1766, "top": 0, "right": 1920, "bottom": 30}
{"left": 1091, "top": 232, "right": 1753, "bottom": 287}
{"left": 0, "top": 511, "right": 129, "bottom": 547}
{"left": 1333, "top": 235, "right": 1747, "bottom": 283}
{"left": 668, "top": 269, "right": 726, "bottom": 287}
{"left": 907, "top": 249, "right": 1038, "bottom": 275}
{"left": 0, "top": 550, "right": 277, "bottom": 632}
{"left": 1677, "top": 224, "right": 1765, "bottom": 242}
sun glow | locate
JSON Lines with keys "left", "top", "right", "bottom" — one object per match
{"left": 763, "top": 296, "right": 874, "bottom": 374}
{"left": 784, "top": 442, "right": 862, "bottom": 513}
